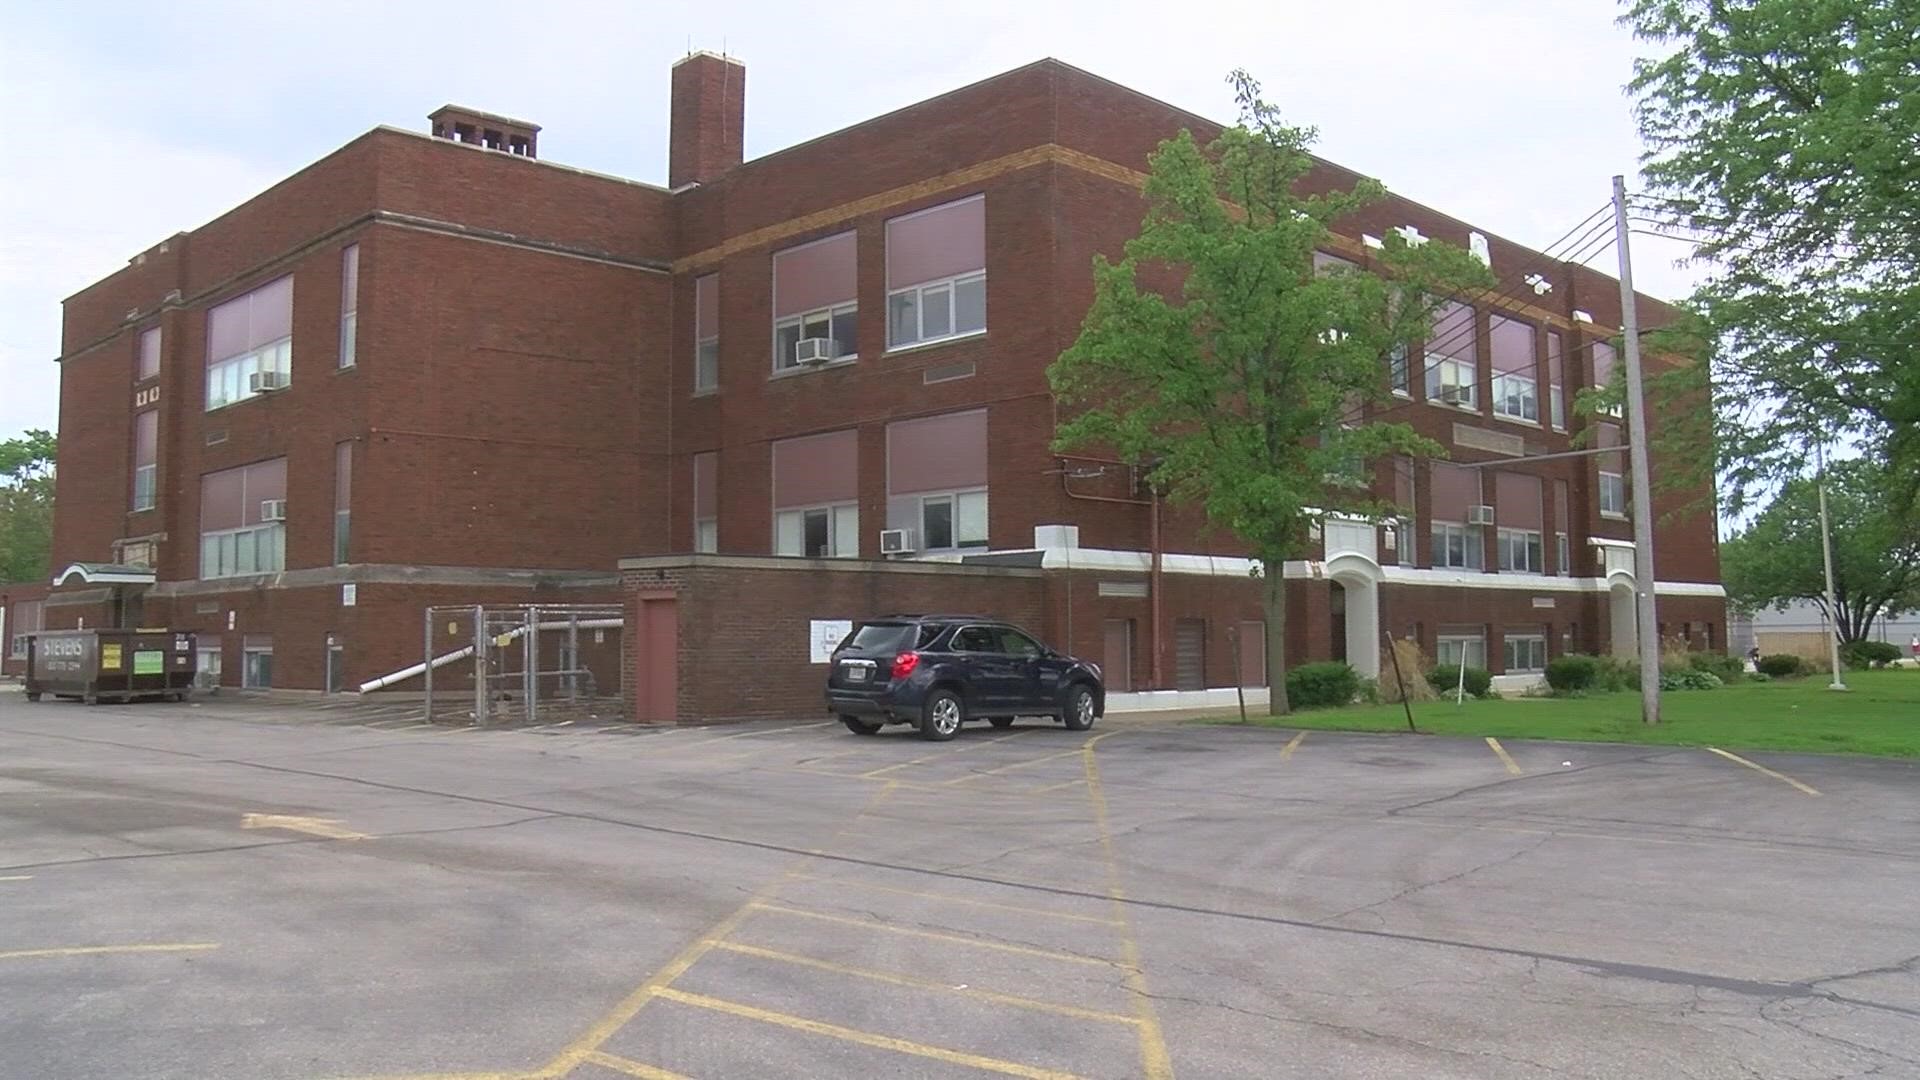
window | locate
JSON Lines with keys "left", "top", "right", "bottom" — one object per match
{"left": 1429, "top": 522, "right": 1484, "bottom": 569}
{"left": 951, "top": 626, "right": 1000, "bottom": 652}
{"left": 1557, "top": 532, "right": 1570, "bottom": 576}
{"left": 333, "top": 441, "right": 352, "bottom": 565}
{"left": 1547, "top": 331, "right": 1566, "bottom": 430}
{"left": 919, "top": 489, "right": 989, "bottom": 549}
{"left": 773, "top": 232, "right": 857, "bottom": 371}
{"left": 199, "top": 458, "right": 287, "bottom": 579}
{"left": 775, "top": 504, "right": 859, "bottom": 557}
{"left": 692, "top": 451, "right": 717, "bottom": 553}
{"left": 772, "top": 431, "right": 858, "bottom": 557}
{"left": 339, "top": 244, "right": 359, "bottom": 369}
{"left": 1591, "top": 340, "right": 1623, "bottom": 418}
{"left": 195, "top": 636, "right": 223, "bottom": 690}
{"left": 8, "top": 600, "right": 43, "bottom": 659}
{"left": 1503, "top": 633, "right": 1548, "bottom": 673}
{"left": 242, "top": 635, "right": 273, "bottom": 689}
{"left": 1600, "top": 472, "right": 1627, "bottom": 517}
{"left": 694, "top": 274, "right": 719, "bottom": 393}
{"left": 1423, "top": 301, "right": 1478, "bottom": 409}
{"left": 1388, "top": 344, "right": 1411, "bottom": 397}
{"left": 132, "top": 410, "right": 158, "bottom": 512}
{"left": 996, "top": 627, "right": 1044, "bottom": 657}
{"left": 138, "top": 326, "right": 161, "bottom": 381}
{"left": 206, "top": 276, "right": 293, "bottom": 410}
{"left": 1490, "top": 316, "right": 1538, "bottom": 423}
{"left": 886, "top": 195, "right": 986, "bottom": 349}
{"left": 1552, "top": 479, "right": 1571, "bottom": 574}
{"left": 1497, "top": 528, "right": 1543, "bottom": 573}
{"left": 886, "top": 409, "right": 988, "bottom": 552}
{"left": 1436, "top": 633, "right": 1487, "bottom": 671}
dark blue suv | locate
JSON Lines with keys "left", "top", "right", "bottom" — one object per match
{"left": 824, "top": 615, "right": 1105, "bottom": 740}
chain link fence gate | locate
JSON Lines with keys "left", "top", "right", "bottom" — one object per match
{"left": 420, "top": 604, "right": 624, "bottom": 726}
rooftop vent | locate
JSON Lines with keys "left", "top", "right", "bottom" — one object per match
{"left": 429, "top": 105, "right": 540, "bottom": 158}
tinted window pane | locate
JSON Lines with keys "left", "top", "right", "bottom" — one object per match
{"left": 954, "top": 275, "right": 985, "bottom": 333}
{"left": 830, "top": 308, "right": 857, "bottom": 357}
{"left": 848, "top": 623, "right": 913, "bottom": 652}
{"left": 803, "top": 509, "right": 830, "bottom": 558}
{"left": 953, "top": 626, "right": 999, "bottom": 652}
{"left": 888, "top": 292, "right": 917, "bottom": 346}
{"left": 923, "top": 497, "right": 954, "bottom": 549}
{"left": 997, "top": 628, "right": 1042, "bottom": 656}
{"left": 922, "top": 283, "right": 952, "bottom": 339}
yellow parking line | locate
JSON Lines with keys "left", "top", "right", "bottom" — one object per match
{"left": 860, "top": 729, "right": 1030, "bottom": 778}
{"left": 652, "top": 987, "right": 1088, "bottom": 1080}
{"left": 747, "top": 903, "right": 1117, "bottom": 966}
{"left": 1028, "top": 778, "right": 1086, "bottom": 795}
{"left": 782, "top": 873, "right": 1123, "bottom": 926}
{"left": 0, "top": 943, "right": 218, "bottom": 962}
{"left": 1279, "top": 731, "right": 1306, "bottom": 762}
{"left": 709, "top": 940, "right": 1138, "bottom": 1024}
{"left": 242, "top": 813, "right": 370, "bottom": 840}
{"left": 1706, "top": 747, "right": 1821, "bottom": 796}
{"left": 581, "top": 1051, "right": 692, "bottom": 1079}
{"left": 1485, "top": 737, "right": 1521, "bottom": 775}
{"left": 0, "top": 875, "right": 32, "bottom": 882}
{"left": 1082, "top": 730, "right": 1176, "bottom": 1080}
{"left": 944, "top": 745, "right": 1087, "bottom": 784}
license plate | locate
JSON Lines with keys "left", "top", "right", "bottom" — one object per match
{"left": 844, "top": 664, "right": 870, "bottom": 683}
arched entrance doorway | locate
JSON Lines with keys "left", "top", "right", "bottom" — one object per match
{"left": 1609, "top": 577, "right": 1638, "bottom": 658}
{"left": 1325, "top": 555, "right": 1382, "bottom": 678}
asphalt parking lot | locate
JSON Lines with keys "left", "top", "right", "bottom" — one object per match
{"left": 3, "top": 687, "right": 1918, "bottom": 1079}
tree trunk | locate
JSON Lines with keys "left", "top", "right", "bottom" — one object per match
{"left": 1264, "top": 558, "right": 1289, "bottom": 716}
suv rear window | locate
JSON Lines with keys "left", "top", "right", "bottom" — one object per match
{"left": 844, "top": 622, "right": 943, "bottom": 652}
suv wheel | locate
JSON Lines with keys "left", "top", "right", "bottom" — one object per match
{"left": 1063, "top": 684, "right": 1097, "bottom": 731}
{"left": 841, "top": 715, "right": 883, "bottom": 736}
{"left": 920, "top": 690, "right": 964, "bottom": 741}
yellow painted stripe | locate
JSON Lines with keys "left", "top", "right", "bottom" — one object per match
{"left": 0, "top": 875, "right": 33, "bottom": 882}
{"left": 1082, "top": 731, "right": 1177, "bottom": 1080}
{"left": 709, "top": 940, "right": 1137, "bottom": 1024}
{"left": 1706, "top": 747, "right": 1821, "bottom": 796}
{"left": 582, "top": 1051, "right": 693, "bottom": 1080}
{"left": 1485, "top": 737, "right": 1522, "bottom": 776}
{"left": 1279, "top": 731, "right": 1306, "bottom": 762}
{"left": 783, "top": 874, "right": 1122, "bottom": 926}
{"left": 652, "top": 987, "right": 1087, "bottom": 1080}
{"left": 748, "top": 903, "right": 1116, "bottom": 966}
{"left": 0, "top": 943, "right": 218, "bottom": 961}
{"left": 242, "top": 813, "right": 370, "bottom": 840}
{"left": 1027, "top": 778, "right": 1086, "bottom": 795}
{"left": 945, "top": 745, "right": 1087, "bottom": 784}
{"left": 860, "top": 729, "right": 1030, "bottom": 778}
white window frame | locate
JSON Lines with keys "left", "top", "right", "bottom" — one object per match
{"left": 694, "top": 518, "right": 718, "bottom": 554}
{"left": 1429, "top": 521, "right": 1484, "bottom": 570}
{"left": 1436, "top": 634, "right": 1487, "bottom": 671}
{"left": 694, "top": 337, "right": 719, "bottom": 393}
{"left": 1388, "top": 344, "right": 1411, "bottom": 397}
{"left": 242, "top": 639, "right": 274, "bottom": 690}
{"left": 772, "top": 301, "right": 858, "bottom": 372}
{"left": 1496, "top": 527, "right": 1544, "bottom": 573}
{"left": 887, "top": 270, "right": 986, "bottom": 351}
{"left": 339, "top": 243, "right": 359, "bottom": 370}
{"left": 1549, "top": 381, "right": 1566, "bottom": 431}
{"left": 1503, "top": 633, "right": 1548, "bottom": 673}
{"left": 1492, "top": 371, "right": 1539, "bottom": 423}
{"left": 207, "top": 337, "right": 291, "bottom": 411}
{"left": 1424, "top": 352, "right": 1478, "bottom": 410}
{"left": 1599, "top": 472, "right": 1627, "bottom": 518}
{"left": 917, "top": 488, "right": 989, "bottom": 551}
{"left": 199, "top": 523, "right": 287, "bottom": 580}
{"left": 774, "top": 502, "right": 859, "bottom": 558}
{"left": 1556, "top": 532, "right": 1570, "bottom": 576}
{"left": 133, "top": 463, "right": 157, "bottom": 512}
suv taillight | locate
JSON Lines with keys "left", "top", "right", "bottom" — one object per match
{"left": 891, "top": 652, "right": 920, "bottom": 680}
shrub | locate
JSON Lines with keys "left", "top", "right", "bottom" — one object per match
{"left": 1594, "top": 655, "right": 1640, "bottom": 692}
{"left": 1426, "top": 664, "right": 1494, "bottom": 699}
{"left": 1840, "top": 640, "right": 1902, "bottom": 670}
{"left": 1286, "top": 661, "right": 1361, "bottom": 710}
{"left": 1757, "top": 653, "right": 1810, "bottom": 678}
{"left": 1686, "top": 651, "right": 1747, "bottom": 683}
{"left": 1747, "top": 671, "right": 1772, "bottom": 683}
{"left": 1545, "top": 653, "right": 1600, "bottom": 693}
{"left": 1659, "top": 667, "right": 1723, "bottom": 691}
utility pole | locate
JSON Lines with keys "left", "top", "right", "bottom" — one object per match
{"left": 1814, "top": 441, "right": 1849, "bottom": 691}
{"left": 1612, "top": 176, "right": 1662, "bottom": 725}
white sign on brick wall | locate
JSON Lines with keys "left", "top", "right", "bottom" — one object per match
{"left": 810, "top": 620, "right": 853, "bottom": 664}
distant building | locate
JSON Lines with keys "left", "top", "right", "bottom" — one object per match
{"left": 1730, "top": 602, "right": 1920, "bottom": 658}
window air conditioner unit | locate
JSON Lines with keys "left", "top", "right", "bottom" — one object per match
{"left": 879, "top": 528, "right": 917, "bottom": 555}
{"left": 248, "top": 371, "right": 288, "bottom": 393}
{"left": 260, "top": 499, "right": 288, "bottom": 522}
{"left": 1439, "top": 385, "right": 1470, "bottom": 406}
{"left": 1467, "top": 504, "right": 1496, "bottom": 526}
{"left": 794, "top": 338, "right": 836, "bottom": 365}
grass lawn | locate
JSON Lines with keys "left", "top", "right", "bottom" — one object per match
{"left": 1219, "top": 668, "right": 1920, "bottom": 757}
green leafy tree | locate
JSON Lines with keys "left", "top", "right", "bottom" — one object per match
{"left": 1048, "top": 72, "right": 1492, "bottom": 714}
{"left": 1721, "top": 460, "right": 1920, "bottom": 643}
{"left": 1622, "top": 0, "right": 1920, "bottom": 518}
{"left": 0, "top": 429, "right": 56, "bottom": 585}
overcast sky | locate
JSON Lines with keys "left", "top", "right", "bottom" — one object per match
{"left": 0, "top": 0, "right": 1702, "bottom": 441}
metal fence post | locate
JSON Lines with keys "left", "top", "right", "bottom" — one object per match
{"left": 524, "top": 605, "right": 538, "bottom": 725}
{"left": 567, "top": 614, "right": 580, "bottom": 703}
{"left": 423, "top": 607, "right": 435, "bottom": 723}
{"left": 472, "top": 605, "right": 487, "bottom": 727}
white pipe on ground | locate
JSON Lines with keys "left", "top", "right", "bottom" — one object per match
{"left": 357, "top": 618, "right": 622, "bottom": 694}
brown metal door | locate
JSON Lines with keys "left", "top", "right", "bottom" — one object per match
{"left": 1174, "top": 619, "right": 1206, "bottom": 691}
{"left": 1102, "top": 619, "right": 1134, "bottom": 693}
{"left": 1238, "top": 620, "right": 1266, "bottom": 687}
{"left": 635, "top": 597, "right": 678, "bottom": 722}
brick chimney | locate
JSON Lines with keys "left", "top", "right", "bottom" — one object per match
{"left": 669, "top": 51, "right": 745, "bottom": 188}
